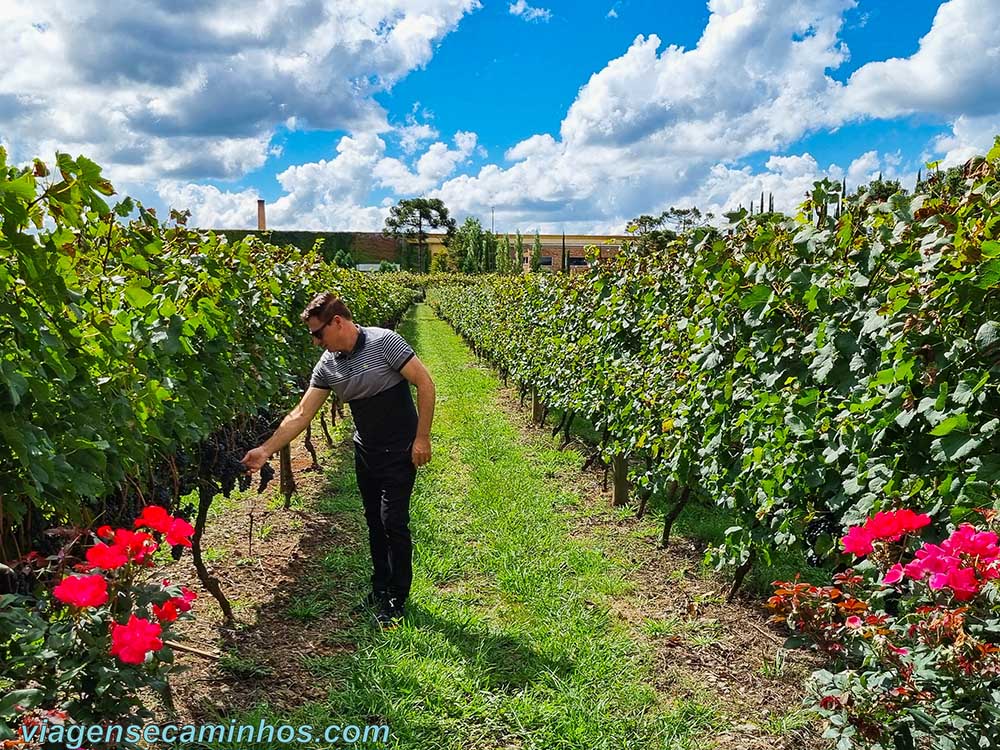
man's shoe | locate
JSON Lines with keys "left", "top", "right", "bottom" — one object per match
{"left": 351, "top": 590, "right": 386, "bottom": 615}
{"left": 374, "top": 597, "right": 405, "bottom": 628}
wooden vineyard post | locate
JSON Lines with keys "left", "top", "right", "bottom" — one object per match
{"left": 279, "top": 447, "right": 295, "bottom": 507}
{"left": 612, "top": 454, "right": 629, "bottom": 507}
{"left": 259, "top": 197, "right": 296, "bottom": 506}
{"left": 531, "top": 388, "right": 543, "bottom": 424}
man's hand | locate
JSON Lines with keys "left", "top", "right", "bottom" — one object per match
{"left": 241, "top": 446, "right": 272, "bottom": 473}
{"left": 239, "top": 387, "right": 329, "bottom": 474}
{"left": 411, "top": 436, "right": 432, "bottom": 467}
{"left": 400, "top": 356, "right": 435, "bottom": 468}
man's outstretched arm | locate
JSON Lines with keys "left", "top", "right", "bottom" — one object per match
{"left": 241, "top": 386, "right": 330, "bottom": 472}
{"left": 400, "top": 355, "right": 435, "bottom": 467}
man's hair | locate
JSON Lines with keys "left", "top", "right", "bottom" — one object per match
{"left": 300, "top": 292, "right": 353, "bottom": 323}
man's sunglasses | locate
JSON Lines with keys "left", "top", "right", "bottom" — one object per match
{"left": 309, "top": 318, "right": 332, "bottom": 339}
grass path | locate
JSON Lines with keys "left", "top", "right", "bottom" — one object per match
{"left": 213, "top": 303, "right": 721, "bottom": 749}
{"left": 193, "top": 305, "right": 726, "bottom": 750}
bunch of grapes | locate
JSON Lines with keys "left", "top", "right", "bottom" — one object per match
{"left": 803, "top": 513, "right": 842, "bottom": 567}
{"left": 257, "top": 463, "right": 275, "bottom": 494}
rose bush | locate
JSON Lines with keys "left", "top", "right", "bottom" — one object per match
{"left": 770, "top": 509, "right": 1000, "bottom": 749}
{"left": 0, "top": 506, "right": 197, "bottom": 745}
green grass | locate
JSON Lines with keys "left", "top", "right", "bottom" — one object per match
{"left": 199, "top": 304, "right": 723, "bottom": 749}
{"left": 757, "top": 649, "right": 791, "bottom": 679}
{"left": 199, "top": 546, "right": 225, "bottom": 563}
{"left": 763, "top": 707, "right": 818, "bottom": 734}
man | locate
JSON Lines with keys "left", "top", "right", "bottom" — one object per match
{"left": 241, "top": 293, "right": 434, "bottom": 627}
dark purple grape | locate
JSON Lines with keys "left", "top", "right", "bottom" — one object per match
{"left": 257, "top": 463, "right": 275, "bottom": 494}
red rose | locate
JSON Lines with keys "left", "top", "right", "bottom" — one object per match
{"left": 134, "top": 505, "right": 173, "bottom": 534}
{"left": 165, "top": 517, "right": 194, "bottom": 548}
{"left": 85, "top": 542, "right": 129, "bottom": 571}
{"left": 841, "top": 509, "right": 932, "bottom": 557}
{"left": 110, "top": 615, "right": 163, "bottom": 664}
{"left": 842, "top": 526, "right": 874, "bottom": 556}
{"left": 53, "top": 574, "right": 108, "bottom": 609}
{"left": 866, "top": 509, "right": 932, "bottom": 542}
{"left": 112, "top": 529, "right": 158, "bottom": 564}
{"left": 152, "top": 601, "right": 179, "bottom": 623}
{"left": 942, "top": 524, "right": 1000, "bottom": 561}
{"left": 930, "top": 567, "right": 981, "bottom": 601}
{"left": 153, "top": 585, "right": 196, "bottom": 622}
{"left": 882, "top": 563, "right": 905, "bottom": 585}
{"left": 176, "top": 587, "right": 197, "bottom": 612}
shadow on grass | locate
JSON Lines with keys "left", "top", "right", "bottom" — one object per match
{"left": 407, "top": 604, "right": 575, "bottom": 691}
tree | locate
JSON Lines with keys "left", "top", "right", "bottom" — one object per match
{"left": 626, "top": 214, "right": 668, "bottom": 236}
{"left": 627, "top": 206, "right": 716, "bottom": 254}
{"left": 531, "top": 230, "right": 543, "bottom": 272}
{"left": 497, "top": 234, "right": 514, "bottom": 274}
{"left": 661, "top": 206, "right": 713, "bottom": 233}
{"left": 514, "top": 231, "right": 525, "bottom": 273}
{"left": 332, "top": 248, "right": 355, "bottom": 269}
{"left": 460, "top": 239, "right": 479, "bottom": 273}
{"left": 483, "top": 231, "right": 497, "bottom": 273}
{"left": 855, "top": 176, "right": 904, "bottom": 204}
{"left": 383, "top": 198, "right": 456, "bottom": 272}
{"left": 454, "top": 216, "right": 484, "bottom": 273}
{"left": 430, "top": 251, "right": 449, "bottom": 272}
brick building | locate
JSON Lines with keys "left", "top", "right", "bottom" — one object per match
{"left": 215, "top": 226, "right": 626, "bottom": 271}
{"left": 419, "top": 233, "right": 628, "bottom": 272}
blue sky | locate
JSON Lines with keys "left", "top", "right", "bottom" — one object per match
{"left": 1, "top": 0, "right": 998, "bottom": 232}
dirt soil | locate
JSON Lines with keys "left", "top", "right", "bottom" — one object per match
{"left": 160, "top": 428, "right": 364, "bottom": 722}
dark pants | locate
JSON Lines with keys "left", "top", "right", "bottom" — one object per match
{"left": 354, "top": 444, "right": 416, "bottom": 603}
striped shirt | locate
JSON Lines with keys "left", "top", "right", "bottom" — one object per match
{"left": 310, "top": 326, "right": 418, "bottom": 450}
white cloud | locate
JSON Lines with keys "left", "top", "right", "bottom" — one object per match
{"left": 508, "top": 0, "right": 552, "bottom": 23}
{"left": 435, "top": 0, "right": 999, "bottom": 231}
{"left": 163, "top": 129, "right": 480, "bottom": 229}
{"left": 0, "top": 0, "right": 481, "bottom": 183}
{"left": 505, "top": 133, "right": 558, "bottom": 162}
{"left": 137, "top": 0, "right": 1000, "bottom": 234}
{"left": 397, "top": 122, "right": 440, "bottom": 154}
{"left": 157, "top": 182, "right": 259, "bottom": 228}
{"left": 560, "top": 0, "right": 854, "bottom": 156}
{"left": 634, "top": 148, "right": 913, "bottom": 228}
{"left": 607, "top": 8, "right": 619, "bottom": 19}
{"left": 375, "top": 130, "right": 478, "bottom": 194}
{"left": 931, "top": 114, "right": 1000, "bottom": 167}
{"left": 841, "top": 0, "right": 1000, "bottom": 120}
{"left": 433, "top": 0, "right": 860, "bottom": 228}
{"left": 846, "top": 150, "right": 881, "bottom": 187}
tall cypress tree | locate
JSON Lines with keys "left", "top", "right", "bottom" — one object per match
{"left": 498, "top": 234, "right": 513, "bottom": 274}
